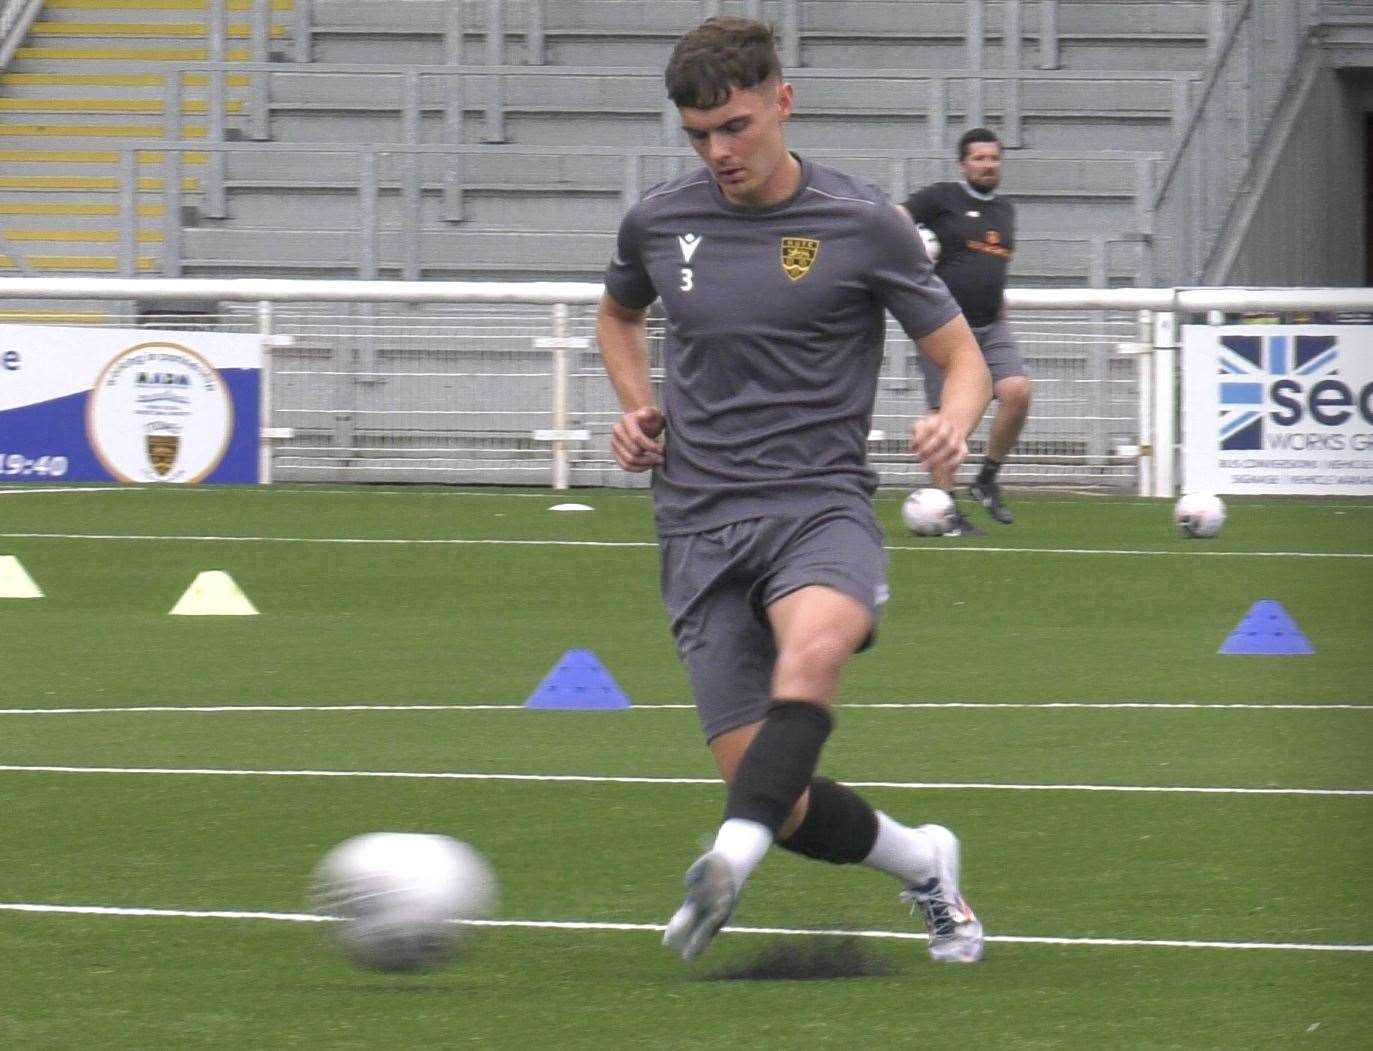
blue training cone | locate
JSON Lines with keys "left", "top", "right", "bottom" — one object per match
{"left": 525, "top": 649, "right": 632, "bottom": 709}
{"left": 1218, "top": 600, "right": 1314, "bottom": 655}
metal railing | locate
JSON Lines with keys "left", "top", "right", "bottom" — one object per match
{"left": 3, "top": 279, "right": 1370, "bottom": 494}
{"left": 290, "top": 1, "right": 1224, "bottom": 74}
{"left": 0, "top": 0, "right": 44, "bottom": 70}
{"left": 1152, "top": 0, "right": 1322, "bottom": 284}
{"left": 102, "top": 139, "right": 1155, "bottom": 286}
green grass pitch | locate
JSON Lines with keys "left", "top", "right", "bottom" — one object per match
{"left": 0, "top": 485, "right": 1370, "bottom": 1049}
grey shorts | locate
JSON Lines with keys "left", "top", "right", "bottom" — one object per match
{"left": 919, "top": 319, "right": 1026, "bottom": 409}
{"left": 658, "top": 505, "right": 889, "bottom": 742}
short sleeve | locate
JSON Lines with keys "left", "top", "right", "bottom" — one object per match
{"left": 900, "top": 184, "right": 944, "bottom": 226}
{"left": 602, "top": 206, "right": 658, "bottom": 311}
{"left": 865, "top": 202, "right": 963, "bottom": 341}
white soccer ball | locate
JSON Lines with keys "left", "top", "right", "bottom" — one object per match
{"left": 1174, "top": 492, "right": 1226, "bottom": 539}
{"left": 313, "top": 832, "right": 498, "bottom": 972}
{"left": 915, "top": 223, "right": 941, "bottom": 264}
{"left": 902, "top": 487, "right": 956, "bottom": 537}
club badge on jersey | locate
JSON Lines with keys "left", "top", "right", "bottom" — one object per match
{"left": 780, "top": 237, "right": 820, "bottom": 281}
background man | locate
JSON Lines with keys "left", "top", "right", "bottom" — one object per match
{"left": 596, "top": 16, "right": 990, "bottom": 965}
{"left": 902, "top": 128, "right": 1032, "bottom": 533}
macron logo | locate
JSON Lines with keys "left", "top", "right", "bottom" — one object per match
{"left": 678, "top": 234, "right": 702, "bottom": 263}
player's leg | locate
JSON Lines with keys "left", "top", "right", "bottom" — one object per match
{"left": 658, "top": 527, "right": 777, "bottom": 961}
{"left": 708, "top": 718, "right": 983, "bottom": 963}
{"left": 916, "top": 350, "right": 986, "bottom": 536}
{"left": 663, "top": 582, "right": 867, "bottom": 961}
{"left": 765, "top": 511, "right": 981, "bottom": 961}
{"left": 969, "top": 321, "right": 1031, "bottom": 525}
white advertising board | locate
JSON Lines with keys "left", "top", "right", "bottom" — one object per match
{"left": 1182, "top": 325, "right": 1373, "bottom": 495}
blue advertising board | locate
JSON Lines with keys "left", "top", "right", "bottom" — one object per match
{"left": 0, "top": 325, "right": 262, "bottom": 484}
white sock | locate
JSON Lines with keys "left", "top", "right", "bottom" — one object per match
{"left": 861, "top": 812, "right": 937, "bottom": 886}
{"left": 711, "top": 818, "right": 773, "bottom": 889}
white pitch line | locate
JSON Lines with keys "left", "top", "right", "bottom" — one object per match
{"left": 0, "top": 764, "right": 1367, "bottom": 797}
{"left": 0, "top": 701, "right": 1368, "bottom": 716}
{"left": 1, "top": 530, "right": 1370, "bottom": 559}
{"left": 1, "top": 902, "right": 1368, "bottom": 954}
{"left": 0, "top": 531, "right": 654, "bottom": 549}
{"left": 0, "top": 487, "right": 136, "bottom": 496}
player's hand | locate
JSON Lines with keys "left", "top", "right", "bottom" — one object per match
{"left": 611, "top": 406, "right": 666, "bottom": 472}
{"left": 910, "top": 414, "right": 968, "bottom": 476}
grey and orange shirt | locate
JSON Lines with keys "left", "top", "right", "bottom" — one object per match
{"left": 604, "top": 155, "right": 962, "bottom": 536}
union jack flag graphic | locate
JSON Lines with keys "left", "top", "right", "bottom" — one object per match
{"left": 1217, "top": 333, "right": 1338, "bottom": 450}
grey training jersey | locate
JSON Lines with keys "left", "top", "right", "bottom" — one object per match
{"left": 604, "top": 155, "right": 962, "bottom": 536}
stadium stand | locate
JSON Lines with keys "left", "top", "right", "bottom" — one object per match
{"left": 0, "top": 2, "right": 1362, "bottom": 288}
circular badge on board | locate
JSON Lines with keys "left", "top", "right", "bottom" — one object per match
{"left": 86, "top": 341, "right": 235, "bottom": 483}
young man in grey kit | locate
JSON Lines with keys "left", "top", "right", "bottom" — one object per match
{"left": 596, "top": 16, "right": 991, "bottom": 964}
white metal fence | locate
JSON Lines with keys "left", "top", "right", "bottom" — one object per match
{"left": 2, "top": 279, "right": 1371, "bottom": 495}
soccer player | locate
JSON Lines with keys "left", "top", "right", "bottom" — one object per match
{"left": 901, "top": 128, "right": 1031, "bottom": 533}
{"left": 596, "top": 16, "right": 990, "bottom": 965}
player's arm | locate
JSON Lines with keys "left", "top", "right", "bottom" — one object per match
{"left": 862, "top": 201, "right": 991, "bottom": 476}
{"left": 596, "top": 292, "right": 664, "bottom": 472}
{"left": 911, "top": 314, "right": 991, "bottom": 476}
{"left": 899, "top": 184, "right": 941, "bottom": 225}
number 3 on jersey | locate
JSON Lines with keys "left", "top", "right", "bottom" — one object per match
{"left": 680, "top": 267, "right": 694, "bottom": 292}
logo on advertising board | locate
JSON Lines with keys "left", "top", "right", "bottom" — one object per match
{"left": 1183, "top": 325, "right": 1373, "bottom": 495}
{"left": 85, "top": 341, "right": 234, "bottom": 483}
{"left": 1215, "top": 333, "right": 1339, "bottom": 450}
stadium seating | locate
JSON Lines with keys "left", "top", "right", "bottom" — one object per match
{"left": 0, "top": 1, "right": 1324, "bottom": 287}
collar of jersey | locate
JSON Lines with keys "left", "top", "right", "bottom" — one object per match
{"left": 959, "top": 180, "right": 997, "bottom": 203}
{"left": 706, "top": 153, "right": 812, "bottom": 215}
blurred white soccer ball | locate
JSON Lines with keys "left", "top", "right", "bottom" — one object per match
{"left": 1174, "top": 492, "right": 1226, "bottom": 538}
{"left": 313, "top": 832, "right": 498, "bottom": 972}
{"left": 915, "top": 223, "right": 941, "bottom": 264}
{"left": 902, "top": 487, "right": 957, "bottom": 536}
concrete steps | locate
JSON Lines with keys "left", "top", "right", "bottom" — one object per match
{"left": 0, "top": 0, "right": 291, "bottom": 274}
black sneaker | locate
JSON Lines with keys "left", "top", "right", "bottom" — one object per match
{"left": 944, "top": 510, "right": 985, "bottom": 538}
{"left": 969, "top": 480, "right": 1014, "bottom": 524}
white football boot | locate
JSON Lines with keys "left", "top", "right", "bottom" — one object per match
{"left": 899, "top": 824, "right": 984, "bottom": 963}
{"left": 662, "top": 851, "right": 737, "bottom": 962}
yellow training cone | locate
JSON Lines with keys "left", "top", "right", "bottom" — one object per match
{"left": 0, "top": 555, "right": 43, "bottom": 598}
{"left": 169, "top": 570, "right": 258, "bottom": 616}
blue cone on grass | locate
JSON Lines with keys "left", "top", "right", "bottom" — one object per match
{"left": 1218, "top": 600, "right": 1314, "bottom": 655}
{"left": 525, "top": 649, "right": 632, "bottom": 709}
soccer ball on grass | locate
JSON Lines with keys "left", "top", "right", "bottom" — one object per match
{"left": 1174, "top": 492, "right": 1226, "bottom": 538}
{"left": 313, "top": 832, "right": 498, "bottom": 972}
{"left": 902, "top": 487, "right": 957, "bottom": 537}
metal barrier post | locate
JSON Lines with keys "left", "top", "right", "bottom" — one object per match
{"left": 257, "top": 299, "right": 274, "bottom": 484}
{"left": 526, "top": 0, "right": 544, "bottom": 64}
{"left": 622, "top": 151, "right": 641, "bottom": 213}
{"left": 1038, "top": 0, "right": 1059, "bottom": 69}
{"left": 1152, "top": 309, "right": 1178, "bottom": 495}
{"left": 1135, "top": 310, "right": 1156, "bottom": 496}
{"left": 162, "top": 150, "right": 182, "bottom": 277}
{"left": 781, "top": 0, "right": 800, "bottom": 68}
{"left": 118, "top": 149, "right": 137, "bottom": 278}
{"left": 927, "top": 76, "right": 946, "bottom": 150}
{"left": 551, "top": 303, "right": 570, "bottom": 490}
{"left": 444, "top": 76, "right": 465, "bottom": 221}
{"left": 357, "top": 151, "right": 378, "bottom": 279}
{"left": 293, "top": 0, "right": 311, "bottom": 61}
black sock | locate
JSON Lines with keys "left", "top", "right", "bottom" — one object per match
{"left": 977, "top": 458, "right": 1002, "bottom": 485}
{"left": 724, "top": 700, "right": 833, "bottom": 834}
{"left": 777, "top": 777, "right": 879, "bottom": 865}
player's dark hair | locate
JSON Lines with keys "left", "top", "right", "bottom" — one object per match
{"left": 958, "top": 127, "right": 1001, "bottom": 160}
{"left": 665, "top": 16, "right": 782, "bottom": 110}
